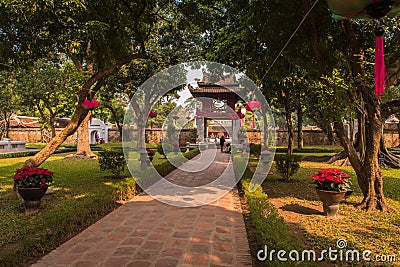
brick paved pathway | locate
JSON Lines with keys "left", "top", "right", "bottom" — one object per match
{"left": 33, "top": 149, "right": 252, "bottom": 267}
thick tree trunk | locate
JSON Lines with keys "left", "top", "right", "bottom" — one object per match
{"left": 25, "top": 103, "right": 89, "bottom": 167}
{"left": 380, "top": 134, "right": 400, "bottom": 168}
{"left": 357, "top": 115, "right": 395, "bottom": 211}
{"left": 283, "top": 94, "right": 294, "bottom": 156}
{"left": 335, "top": 105, "right": 394, "bottom": 211}
{"left": 109, "top": 104, "right": 123, "bottom": 139}
{"left": 4, "top": 113, "right": 10, "bottom": 138}
{"left": 50, "top": 116, "right": 56, "bottom": 138}
{"left": 329, "top": 122, "right": 400, "bottom": 168}
{"left": 330, "top": 21, "right": 395, "bottom": 212}
{"left": 326, "top": 124, "right": 335, "bottom": 145}
{"left": 263, "top": 114, "right": 269, "bottom": 148}
{"left": 136, "top": 111, "right": 147, "bottom": 149}
{"left": 398, "top": 121, "right": 400, "bottom": 146}
{"left": 297, "top": 104, "right": 303, "bottom": 150}
{"left": 76, "top": 113, "right": 95, "bottom": 158}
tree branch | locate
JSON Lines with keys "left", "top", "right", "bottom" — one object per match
{"left": 387, "top": 53, "right": 400, "bottom": 86}
{"left": 381, "top": 98, "right": 400, "bottom": 119}
{"left": 83, "top": 53, "right": 147, "bottom": 92}
{"left": 70, "top": 54, "right": 84, "bottom": 72}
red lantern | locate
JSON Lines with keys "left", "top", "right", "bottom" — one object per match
{"left": 245, "top": 101, "right": 261, "bottom": 111}
{"left": 237, "top": 112, "right": 245, "bottom": 119}
{"left": 82, "top": 98, "right": 101, "bottom": 123}
{"left": 82, "top": 98, "right": 101, "bottom": 110}
{"left": 327, "top": 0, "right": 400, "bottom": 98}
{"left": 149, "top": 111, "right": 157, "bottom": 118}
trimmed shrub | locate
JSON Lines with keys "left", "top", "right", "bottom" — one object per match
{"left": 98, "top": 150, "right": 126, "bottom": 178}
{"left": 156, "top": 143, "right": 173, "bottom": 158}
{"left": 249, "top": 143, "right": 261, "bottom": 158}
{"left": 0, "top": 148, "right": 77, "bottom": 159}
{"left": 274, "top": 154, "right": 303, "bottom": 181}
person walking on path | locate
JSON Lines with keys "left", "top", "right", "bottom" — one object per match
{"left": 219, "top": 135, "right": 225, "bottom": 152}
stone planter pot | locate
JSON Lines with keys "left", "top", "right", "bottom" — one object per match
{"left": 260, "top": 153, "right": 273, "bottom": 162}
{"left": 344, "top": 188, "right": 354, "bottom": 198}
{"left": 315, "top": 188, "right": 346, "bottom": 217}
{"left": 18, "top": 186, "right": 48, "bottom": 210}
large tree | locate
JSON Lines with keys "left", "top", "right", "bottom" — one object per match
{"left": 0, "top": 1, "right": 176, "bottom": 166}
{"left": 203, "top": 0, "right": 400, "bottom": 211}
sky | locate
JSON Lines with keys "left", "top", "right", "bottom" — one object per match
{"left": 175, "top": 66, "right": 203, "bottom": 106}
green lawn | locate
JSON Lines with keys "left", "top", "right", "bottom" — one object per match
{"left": 0, "top": 153, "right": 136, "bottom": 266}
{"left": 244, "top": 152, "right": 400, "bottom": 266}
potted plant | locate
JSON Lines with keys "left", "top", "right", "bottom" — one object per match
{"left": 312, "top": 168, "right": 351, "bottom": 217}
{"left": 146, "top": 148, "right": 155, "bottom": 163}
{"left": 260, "top": 147, "right": 273, "bottom": 161}
{"left": 13, "top": 166, "right": 53, "bottom": 210}
{"left": 173, "top": 143, "right": 179, "bottom": 154}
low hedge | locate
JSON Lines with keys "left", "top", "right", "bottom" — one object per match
{"left": 234, "top": 156, "right": 313, "bottom": 266}
{"left": 0, "top": 148, "right": 77, "bottom": 159}
{"left": 275, "top": 147, "right": 342, "bottom": 154}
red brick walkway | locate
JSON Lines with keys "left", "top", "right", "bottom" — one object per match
{"left": 32, "top": 150, "right": 252, "bottom": 267}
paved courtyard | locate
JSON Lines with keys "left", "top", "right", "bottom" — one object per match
{"left": 32, "top": 149, "right": 252, "bottom": 267}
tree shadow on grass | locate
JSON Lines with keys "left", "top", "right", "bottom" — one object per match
{"left": 281, "top": 203, "right": 323, "bottom": 216}
{"left": 262, "top": 176, "right": 321, "bottom": 202}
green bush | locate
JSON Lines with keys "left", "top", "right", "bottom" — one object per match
{"left": 274, "top": 153, "right": 302, "bottom": 181}
{"left": 156, "top": 143, "right": 173, "bottom": 157}
{"left": 249, "top": 143, "right": 261, "bottom": 158}
{"left": 189, "top": 128, "right": 198, "bottom": 141}
{"left": 98, "top": 150, "right": 126, "bottom": 178}
{"left": 0, "top": 148, "right": 77, "bottom": 159}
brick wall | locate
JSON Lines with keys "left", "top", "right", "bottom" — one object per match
{"left": 7, "top": 127, "right": 399, "bottom": 148}
{"left": 8, "top": 128, "right": 77, "bottom": 144}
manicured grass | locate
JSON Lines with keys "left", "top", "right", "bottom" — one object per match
{"left": 235, "top": 155, "right": 319, "bottom": 266}
{"left": 0, "top": 148, "right": 200, "bottom": 267}
{"left": 275, "top": 145, "right": 343, "bottom": 154}
{"left": 246, "top": 153, "right": 400, "bottom": 266}
{"left": 0, "top": 154, "right": 135, "bottom": 266}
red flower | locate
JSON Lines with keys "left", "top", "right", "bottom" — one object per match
{"left": 312, "top": 168, "right": 351, "bottom": 192}
{"left": 13, "top": 166, "right": 54, "bottom": 188}
{"left": 146, "top": 148, "right": 155, "bottom": 154}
